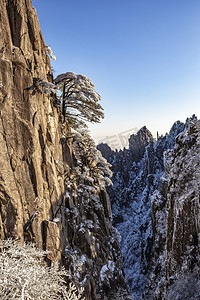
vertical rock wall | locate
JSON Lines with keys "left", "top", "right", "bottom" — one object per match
{"left": 144, "top": 117, "right": 200, "bottom": 299}
{"left": 0, "top": 0, "right": 64, "bottom": 248}
{"left": 165, "top": 118, "right": 200, "bottom": 295}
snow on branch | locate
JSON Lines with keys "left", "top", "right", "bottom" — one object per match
{"left": 71, "top": 128, "right": 113, "bottom": 188}
{"left": 46, "top": 46, "right": 56, "bottom": 61}
{"left": 0, "top": 239, "right": 83, "bottom": 299}
{"left": 54, "top": 72, "right": 104, "bottom": 124}
{"left": 34, "top": 78, "right": 57, "bottom": 95}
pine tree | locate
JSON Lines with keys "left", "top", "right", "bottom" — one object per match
{"left": 54, "top": 72, "right": 104, "bottom": 124}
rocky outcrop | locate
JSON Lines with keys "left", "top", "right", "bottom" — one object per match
{"left": 144, "top": 116, "right": 200, "bottom": 300}
{"left": 165, "top": 118, "right": 200, "bottom": 298}
{"left": 0, "top": 1, "right": 129, "bottom": 299}
{"left": 129, "top": 126, "right": 153, "bottom": 161}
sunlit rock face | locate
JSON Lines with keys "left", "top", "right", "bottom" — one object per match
{"left": 0, "top": 0, "right": 57, "bottom": 246}
{"left": 0, "top": 1, "right": 129, "bottom": 299}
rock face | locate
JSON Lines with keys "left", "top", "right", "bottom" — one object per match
{"left": 129, "top": 126, "right": 153, "bottom": 161}
{"left": 165, "top": 117, "right": 200, "bottom": 299}
{"left": 0, "top": 1, "right": 129, "bottom": 299}
{"left": 0, "top": 0, "right": 56, "bottom": 247}
{"left": 144, "top": 116, "right": 200, "bottom": 300}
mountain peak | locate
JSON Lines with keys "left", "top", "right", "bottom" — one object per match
{"left": 129, "top": 126, "right": 153, "bottom": 160}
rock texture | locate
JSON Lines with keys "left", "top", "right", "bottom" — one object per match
{"left": 0, "top": 0, "right": 57, "bottom": 247}
{"left": 0, "top": 1, "right": 129, "bottom": 299}
{"left": 129, "top": 126, "right": 153, "bottom": 161}
{"left": 144, "top": 116, "right": 200, "bottom": 300}
{"left": 165, "top": 117, "right": 200, "bottom": 298}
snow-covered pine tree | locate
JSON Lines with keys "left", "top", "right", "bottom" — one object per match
{"left": 54, "top": 72, "right": 104, "bottom": 124}
{"left": 71, "top": 128, "right": 112, "bottom": 189}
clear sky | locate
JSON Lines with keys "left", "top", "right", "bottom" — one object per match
{"left": 32, "top": 0, "right": 200, "bottom": 148}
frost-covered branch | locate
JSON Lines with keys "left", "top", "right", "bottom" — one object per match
{"left": 34, "top": 78, "right": 57, "bottom": 95}
{"left": 46, "top": 46, "right": 56, "bottom": 61}
{"left": 71, "top": 128, "right": 112, "bottom": 188}
{"left": 54, "top": 72, "right": 104, "bottom": 123}
{"left": 0, "top": 239, "right": 83, "bottom": 299}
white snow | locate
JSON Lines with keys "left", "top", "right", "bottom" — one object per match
{"left": 100, "top": 260, "right": 115, "bottom": 282}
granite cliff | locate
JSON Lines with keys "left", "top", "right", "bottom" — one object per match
{"left": 0, "top": 1, "right": 129, "bottom": 299}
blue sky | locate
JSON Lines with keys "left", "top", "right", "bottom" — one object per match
{"left": 32, "top": 0, "right": 200, "bottom": 148}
